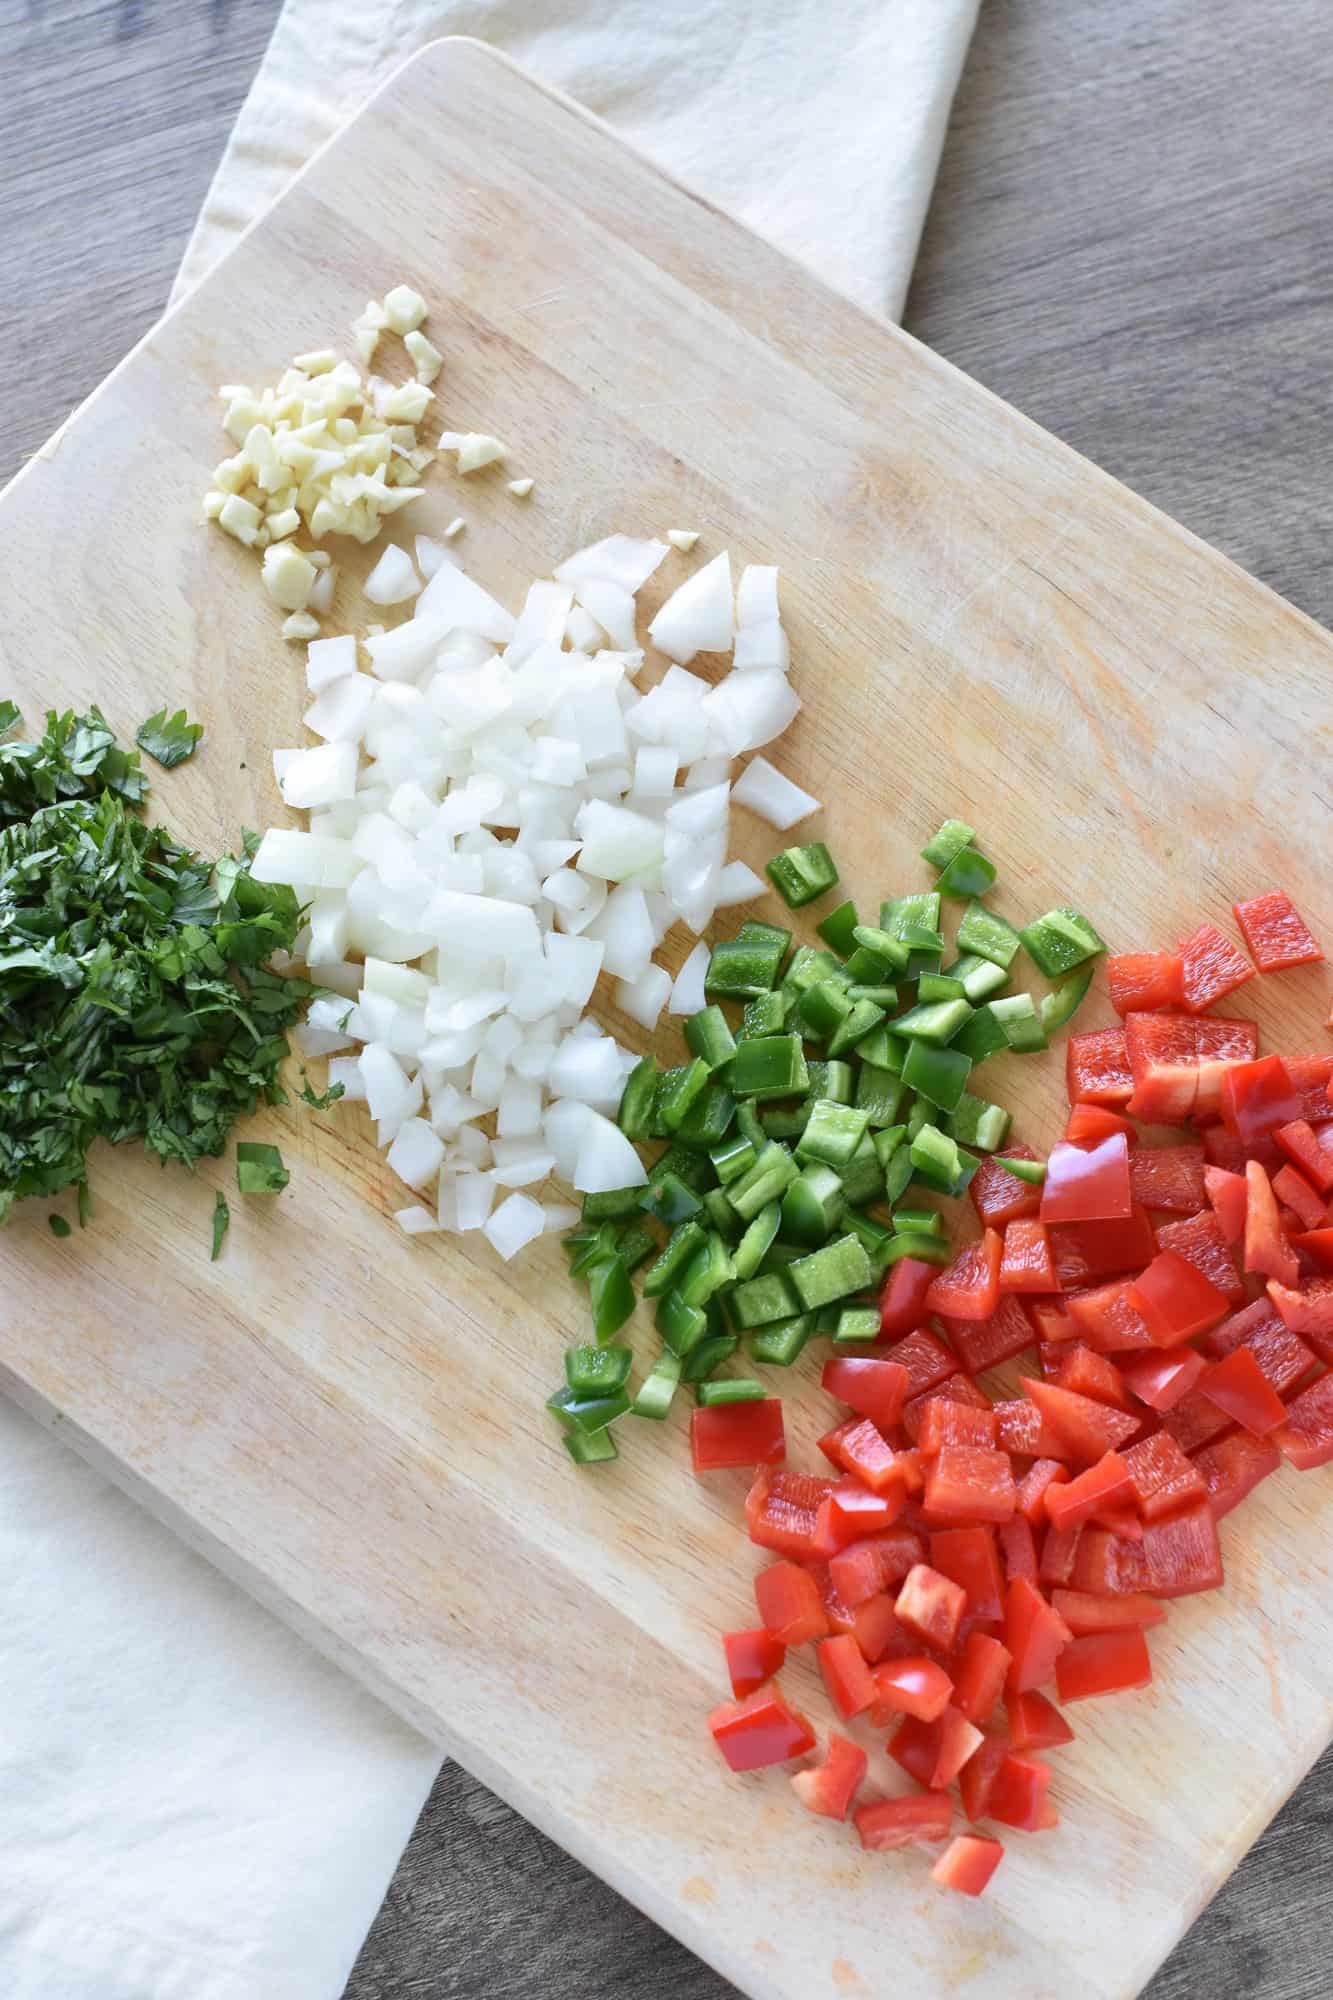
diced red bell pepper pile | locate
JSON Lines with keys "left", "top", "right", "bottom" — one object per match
{"left": 705, "top": 887, "right": 1333, "bottom": 1901}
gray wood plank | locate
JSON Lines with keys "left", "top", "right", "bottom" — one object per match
{"left": 2, "top": 3, "right": 1331, "bottom": 1996}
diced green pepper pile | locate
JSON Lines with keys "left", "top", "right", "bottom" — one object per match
{"left": 552, "top": 822, "right": 1104, "bottom": 1462}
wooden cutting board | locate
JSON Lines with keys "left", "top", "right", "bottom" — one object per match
{"left": 3, "top": 38, "right": 1333, "bottom": 2000}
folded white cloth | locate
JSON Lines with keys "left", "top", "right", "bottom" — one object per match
{"left": 5, "top": 5, "right": 979, "bottom": 1996}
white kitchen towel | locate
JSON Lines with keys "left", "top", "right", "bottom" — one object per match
{"left": 4, "top": 6, "right": 979, "bottom": 1999}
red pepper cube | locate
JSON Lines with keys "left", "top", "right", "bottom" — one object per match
{"left": 822, "top": 1416, "right": 904, "bottom": 1494}
{"left": 789, "top": 1731, "right": 867, "bottom": 1821}
{"left": 1004, "top": 1573, "right": 1073, "bottom": 1693}
{"left": 1070, "top": 1526, "right": 1152, "bottom": 1595}
{"left": 1179, "top": 920, "right": 1255, "bottom": 1013}
{"left": 754, "top": 1560, "right": 828, "bottom": 1646}
{"left": 986, "top": 1751, "right": 1053, "bottom": 1830}
{"left": 1293, "top": 1228, "right": 1333, "bottom": 1273}
{"left": 888, "top": 1705, "right": 982, "bottom": 1790}
{"left": 998, "top": 1219, "right": 1061, "bottom": 1294}
{"left": 1107, "top": 950, "right": 1185, "bottom": 1014}
{"left": 877, "top": 1256, "right": 938, "bottom": 1341}
{"left": 1118, "top": 1347, "right": 1205, "bottom": 1412}
{"left": 854, "top": 1792, "right": 953, "bottom": 1852}
{"left": 1268, "top": 1277, "right": 1333, "bottom": 1349}
{"left": 1045, "top": 1450, "right": 1133, "bottom": 1533}
{"left": 723, "top": 1627, "right": 786, "bottom": 1698}
{"left": 1017, "top": 1458, "right": 1070, "bottom": 1524}
{"left": 932, "top": 1833, "right": 1004, "bottom": 1898}
{"left": 1055, "top": 1344, "right": 1132, "bottom": 1409}
{"left": 895, "top": 1561, "right": 967, "bottom": 1651}
{"left": 997, "top": 1514, "right": 1039, "bottom": 1587}
{"left": 1129, "top": 1144, "right": 1207, "bottom": 1215}
{"left": 1055, "top": 1627, "right": 1153, "bottom": 1702}
{"left": 970, "top": 1145, "right": 1042, "bottom": 1228}
{"left": 925, "top": 1231, "right": 1002, "bottom": 1322}
{"left": 917, "top": 1399, "right": 998, "bottom": 1455}
{"left": 1243, "top": 1161, "right": 1300, "bottom": 1288}
{"left": 1121, "top": 1429, "right": 1208, "bottom": 1522}
{"left": 1219, "top": 1056, "right": 1302, "bottom": 1144}
{"left": 929, "top": 1524, "right": 1005, "bottom": 1621}
{"left": 959, "top": 1733, "right": 1008, "bottom": 1823}
{"left": 939, "top": 1294, "right": 1036, "bottom": 1377}
{"left": 1272, "top": 1164, "right": 1324, "bottom": 1230}
{"left": 1050, "top": 1587, "right": 1164, "bottom": 1634}
{"left": 924, "top": 1446, "right": 1016, "bottom": 1526}
{"left": 1129, "top": 1250, "right": 1230, "bottom": 1346}
{"left": 1124, "top": 1013, "right": 1198, "bottom": 1121}
{"left": 1156, "top": 1207, "right": 1245, "bottom": 1303}
{"left": 1275, "top": 1119, "right": 1333, "bottom": 1195}
{"left": 1192, "top": 1430, "right": 1281, "bottom": 1519}
{"left": 1006, "top": 1687, "right": 1075, "bottom": 1749}
{"left": 1194, "top": 1016, "right": 1260, "bottom": 1118}
{"left": 1204, "top": 1164, "right": 1248, "bottom": 1245}
{"left": 1067, "top": 1104, "right": 1138, "bottom": 1145}
{"left": 820, "top": 1356, "right": 910, "bottom": 1432}
{"left": 1022, "top": 1376, "right": 1142, "bottom": 1464}
{"left": 1041, "top": 1134, "right": 1132, "bottom": 1224}
{"left": 815, "top": 1477, "right": 906, "bottom": 1552}
{"left": 869, "top": 1655, "right": 955, "bottom": 1725}
{"left": 816, "top": 1632, "right": 878, "bottom": 1719}
{"left": 850, "top": 1590, "right": 914, "bottom": 1664}
{"left": 1273, "top": 1373, "right": 1333, "bottom": 1470}
{"left": 1048, "top": 1206, "right": 1158, "bottom": 1288}
{"left": 1206, "top": 1298, "right": 1317, "bottom": 1396}
{"left": 951, "top": 1630, "right": 1011, "bottom": 1726}
{"left": 902, "top": 1374, "right": 993, "bottom": 1445}
{"left": 1286, "top": 1054, "right": 1333, "bottom": 1120}
{"left": 1141, "top": 1501, "right": 1224, "bottom": 1597}
{"left": 1066, "top": 1279, "right": 1155, "bottom": 1354}
{"left": 1038, "top": 1521, "right": 1082, "bottom": 1588}
{"left": 1066, "top": 1026, "right": 1134, "bottom": 1107}
{"left": 1233, "top": 889, "right": 1323, "bottom": 972}
{"left": 881, "top": 1324, "right": 958, "bottom": 1396}
{"left": 1199, "top": 1347, "right": 1288, "bottom": 1436}
{"left": 745, "top": 1468, "right": 836, "bottom": 1560}
{"left": 709, "top": 1682, "right": 816, "bottom": 1771}
{"left": 1159, "top": 1386, "right": 1231, "bottom": 1456}
{"left": 690, "top": 1398, "right": 786, "bottom": 1471}
{"left": 994, "top": 1398, "right": 1070, "bottom": 1460}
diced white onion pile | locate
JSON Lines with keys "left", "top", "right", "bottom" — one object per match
{"left": 251, "top": 536, "right": 820, "bottom": 1259}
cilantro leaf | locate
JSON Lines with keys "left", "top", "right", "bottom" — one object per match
{"left": 211, "top": 1189, "right": 230, "bottom": 1260}
{"left": 0, "top": 701, "right": 20, "bottom": 739}
{"left": 136, "top": 707, "right": 204, "bottom": 770}
{"left": 236, "top": 1142, "right": 289, "bottom": 1195}
{"left": 48, "top": 1214, "right": 72, "bottom": 1238}
{"left": 298, "top": 1070, "right": 345, "bottom": 1111}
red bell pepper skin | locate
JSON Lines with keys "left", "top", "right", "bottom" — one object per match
{"left": 1129, "top": 1145, "right": 1207, "bottom": 1215}
{"left": 1233, "top": 888, "right": 1323, "bottom": 971}
{"left": 1203, "top": 1164, "right": 1248, "bottom": 1246}
{"left": 1199, "top": 1347, "right": 1288, "bottom": 1436}
{"left": 1191, "top": 1430, "right": 1281, "bottom": 1520}
{"left": 877, "top": 1256, "right": 938, "bottom": 1341}
{"left": 755, "top": 1560, "right": 828, "bottom": 1645}
{"left": 1292, "top": 1229, "right": 1333, "bottom": 1274}
{"left": 924, "top": 1446, "right": 1016, "bottom": 1526}
{"left": 1045, "top": 1450, "right": 1133, "bottom": 1532}
{"left": 1022, "top": 1377, "right": 1142, "bottom": 1463}
{"left": 821, "top": 1357, "right": 910, "bottom": 1432}
{"left": 1070, "top": 1526, "right": 1152, "bottom": 1595}
{"left": 709, "top": 1682, "right": 816, "bottom": 1771}
{"left": 1055, "top": 1344, "right": 1133, "bottom": 1410}
{"left": 1244, "top": 1161, "right": 1301, "bottom": 1288}
{"left": 745, "top": 1468, "right": 836, "bottom": 1560}
{"left": 888, "top": 1706, "right": 982, "bottom": 1791}
{"left": 1267, "top": 1277, "right": 1333, "bottom": 1348}
{"left": 1179, "top": 921, "right": 1255, "bottom": 1013}
{"left": 1066, "top": 1104, "right": 1138, "bottom": 1146}
{"left": 1055, "top": 1627, "right": 1153, "bottom": 1702}
{"left": 998, "top": 1218, "right": 1061, "bottom": 1294}
{"left": 928, "top": 1525, "right": 1005, "bottom": 1621}
{"left": 1048, "top": 1207, "right": 1158, "bottom": 1288}
{"left": 939, "top": 1295, "right": 1036, "bottom": 1375}
{"left": 970, "top": 1145, "right": 1042, "bottom": 1228}
{"left": 881, "top": 1325, "right": 958, "bottom": 1396}
{"left": 986, "top": 1752, "right": 1053, "bottom": 1830}
{"left": 1006, "top": 1687, "right": 1075, "bottom": 1749}
{"left": 997, "top": 1514, "right": 1039, "bottom": 1587}
{"left": 812, "top": 1477, "right": 907, "bottom": 1554}
{"left": 1107, "top": 950, "right": 1185, "bottom": 1015}
{"left": 902, "top": 1374, "right": 992, "bottom": 1445}
{"left": 959, "top": 1733, "right": 1009, "bottom": 1823}
{"left": 691, "top": 1398, "right": 786, "bottom": 1471}
{"left": 1155, "top": 1208, "right": 1245, "bottom": 1303}
{"left": 1194, "top": 1017, "right": 1261, "bottom": 1118}
{"left": 1017, "top": 1459, "right": 1070, "bottom": 1524}
{"left": 1159, "top": 1387, "right": 1231, "bottom": 1456}
{"left": 1066, "top": 1279, "right": 1155, "bottom": 1354}
{"left": 1004, "top": 1574, "right": 1073, "bottom": 1693}
{"left": 1050, "top": 1587, "right": 1165, "bottom": 1634}
{"left": 1141, "top": 1501, "right": 1224, "bottom": 1597}
{"left": 1286, "top": 1053, "right": 1333, "bottom": 1119}
{"left": 892, "top": 1560, "right": 966, "bottom": 1650}
{"left": 1121, "top": 1430, "right": 1208, "bottom": 1522}
{"left": 1218, "top": 1056, "right": 1302, "bottom": 1144}
{"left": 951, "top": 1631, "right": 1011, "bottom": 1726}
{"left": 851, "top": 1592, "right": 916, "bottom": 1664}
{"left": 916, "top": 1398, "right": 997, "bottom": 1456}
{"left": 1067, "top": 1026, "right": 1134, "bottom": 1107}
{"left": 1204, "top": 1298, "right": 1316, "bottom": 1394}
{"left": 1118, "top": 1346, "right": 1206, "bottom": 1411}
{"left": 1129, "top": 1250, "right": 1230, "bottom": 1346}
{"left": 816, "top": 1632, "right": 879, "bottom": 1718}
{"left": 1201, "top": 1125, "right": 1281, "bottom": 1178}
{"left": 868, "top": 1656, "right": 955, "bottom": 1725}
{"left": 1273, "top": 1164, "right": 1326, "bottom": 1231}
{"left": 723, "top": 1627, "right": 787, "bottom": 1697}
{"left": 1041, "top": 1135, "right": 1132, "bottom": 1225}
{"left": 1275, "top": 1119, "right": 1333, "bottom": 1194}
{"left": 925, "top": 1231, "right": 1002, "bottom": 1322}
{"left": 1124, "top": 1013, "right": 1198, "bottom": 1121}
{"left": 1038, "top": 1521, "right": 1082, "bottom": 1588}
{"left": 1273, "top": 1371, "right": 1333, "bottom": 1469}
{"left": 994, "top": 1399, "right": 1069, "bottom": 1460}
{"left": 932, "top": 1833, "right": 1004, "bottom": 1897}
{"left": 855, "top": 1791, "right": 953, "bottom": 1852}
{"left": 790, "top": 1730, "right": 867, "bottom": 1821}
{"left": 823, "top": 1417, "right": 909, "bottom": 1495}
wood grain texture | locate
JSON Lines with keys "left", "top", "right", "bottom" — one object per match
{"left": 3, "top": 7, "right": 1333, "bottom": 2000}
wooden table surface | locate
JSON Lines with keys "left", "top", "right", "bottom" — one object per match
{"left": 4, "top": 2, "right": 1331, "bottom": 1995}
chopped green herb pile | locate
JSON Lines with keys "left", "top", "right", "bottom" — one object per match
{"left": 554, "top": 819, "right": 1106, "bottom": 1463}
{"left": 0, "top": 704, "right": 311, "bottom": 1225}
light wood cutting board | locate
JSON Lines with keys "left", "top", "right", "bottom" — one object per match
{"left": 4, "top": 38, "right": 1333, "bottom": 2000}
